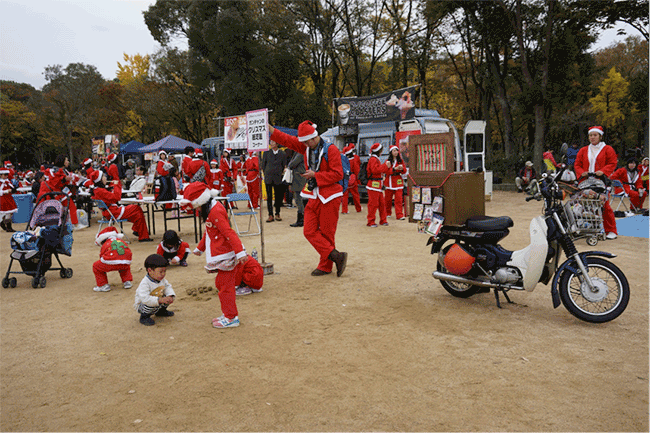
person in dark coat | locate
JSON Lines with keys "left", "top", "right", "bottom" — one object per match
{"left": 288, "top": 151, "right": 307, "bottom": 227}
{"left": 260, "top": 140, "right": 287, "bottom": 222}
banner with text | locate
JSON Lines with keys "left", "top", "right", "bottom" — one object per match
{"left": 246, "top": 109, "right": 269, "bottom": 152}
{"left": 224, "top": 115, "right": 248, "bottom": 149}
{"left": 334, "top": 86, "right": 417, "bottom": 125}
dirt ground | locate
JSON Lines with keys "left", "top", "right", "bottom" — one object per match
{"left": 0, "top": 190, "right": 648, "bottom": 432}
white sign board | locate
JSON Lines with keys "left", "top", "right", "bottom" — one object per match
{"left": 224, "top": 115, "right": 248, "bottom": 149}
{"left": 246, "top": 108, "right": 269, "bottom": 152}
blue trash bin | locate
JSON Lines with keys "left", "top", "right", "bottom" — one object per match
{"left": 12, "top": 193, "right": 35, "bottom": 224}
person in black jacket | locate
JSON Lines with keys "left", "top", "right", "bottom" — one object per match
{"left": 261, "top": 140, "right": 287, "bottom": 222}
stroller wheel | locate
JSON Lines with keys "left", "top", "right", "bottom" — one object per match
{"left": 31, "top": 277, "right": 39, "bottom": 288}
{"left": 2, "top": 278, "right": 9, "bottom": 289}
{"left": 65, "top": 268, "right": 73, "bottom": 278}
{"left": 39, "top": 276, "right": 47, "bottom": 288}
{"left": 9, "top": 278, "right": 17, "bottom": 288}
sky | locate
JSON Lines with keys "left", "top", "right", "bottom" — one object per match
{"left": 0, "top": 0, "right": 642, "bottom": 91}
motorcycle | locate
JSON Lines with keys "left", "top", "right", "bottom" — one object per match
{"left": 427, "top": 167, "right": 630, "bottom": 323}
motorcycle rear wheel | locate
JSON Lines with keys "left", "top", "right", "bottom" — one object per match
{"left": 436, "top": 261, "right": 481, "bottom": 298}
{"left": 559, "top": 257, "right": 629, "bottom": 323}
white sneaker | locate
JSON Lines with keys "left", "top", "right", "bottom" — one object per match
{"left": 123, "top": 281, "right": 133, "bottom": 289}
{"left": 606, "top": 232, "right": 618, "bottom": 240}
{"left": 93, "top": 284, "right": 111, "bottom": 292}
{"left": 212, "top": 315, "right": 240, "bottom": 328}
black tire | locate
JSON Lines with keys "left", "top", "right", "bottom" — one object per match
{"left": 559, "top": 257, "right": 629, "bottom": 323}
{"left": 65, "top": 268, "right": 73, "bottom": 278}
{"left": 436, "top": 245, "right": 481, "bottom": 298}
{"left": 31, "top": 277, "right": 39, "bottom": 289}
{"left": 9, "top": 278, "right": 17, "bottom": 288}
{"left": 60, "top": 269, "right": 66, "bottom": 279}
{"left": 1, "top": 278, "right": 9, "bottom": 288}
{"left": 39, "top": 276, "right": 47, "bottom": 288}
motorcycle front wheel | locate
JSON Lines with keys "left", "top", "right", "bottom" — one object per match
{"left": 436, "top": 245, "right": 481, "bottom": 298}
{"left": 559, "top": 257, "right": 629, "bottom": 323}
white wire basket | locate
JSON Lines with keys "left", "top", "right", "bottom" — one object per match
{"left": 562, "top": 192, "right": 605, "bottom": 243}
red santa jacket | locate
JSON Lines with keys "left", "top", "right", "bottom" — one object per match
{"left": 0, "top": 178, "right": 17, "bottom": 212}
{"left": 98, "top": 237, "right": 132, "bottom": 266}
{"left": 92, "top": 183, "right": 126, "bottom": 219}
{"left": 195, "top": 201, "right": 246, "bottom": 263}
{"left": 243, "top": 155, "right": 259, "bottom": 183}
{"left": 157, "top": 160, "right": 172, "bottom": 177}
{"left": 157, "top": 240, "right": 190, "bottom": 261}
{"left": 210, "top": 168, "right": 223, "bottom": 190}
{"left": 384, "top": 159, "right": 406, "bottom": 190}
{"left": 182, "top": 155, "right": 193, "bottom": 179}
{"left": 574, "top": 144, "right": 618, "bottom": 179}
{"left": 611, "top": 166, "right": 643, "bottom": 194}
{"left": 38, "top": 167, "right": 69, "bottom": 197}
{"left": 106, "top": 163, "right": 120, "bottom": 181}
{"left": 366, "top": 155, "right": 389, "bottom": 193}
{"left": 220, "top": 157, "right": 236, "bottom": 181}
{"left": 188, "top": 158, "right": 212, "bottom": 185}
{"left": 348, "top": 154, "right": 360, "bottom": 187}
{"left": 270, "top": 129, "right": 343, "bottom": 203}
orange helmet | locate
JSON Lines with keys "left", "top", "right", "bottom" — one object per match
{"left": 443, "top": 244, "right": 475, "bottom": 275}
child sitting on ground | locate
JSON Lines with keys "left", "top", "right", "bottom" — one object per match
{"left": 134, "top": 254, "right": 176, "bottom": 326}
{"left": 156, "top": 230, "right": 190, "bottom": 266}
{"left": 92, "top": 227, "right": 133, "bottom": 292}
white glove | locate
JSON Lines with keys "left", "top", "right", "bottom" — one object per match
{"left": 171, "top": 256, "right": 180, "bottom": 264}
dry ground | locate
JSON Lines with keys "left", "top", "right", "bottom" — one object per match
{"left": 0, "top": 191, "right": 648, "bottom": 432}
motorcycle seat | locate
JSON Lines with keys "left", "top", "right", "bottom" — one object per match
{"left": 465, "top": 215, "right": 514, "bottom": 232}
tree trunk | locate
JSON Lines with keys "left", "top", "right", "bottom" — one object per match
{"left": 533, "top": 104, "right": 545, "bottom": 171}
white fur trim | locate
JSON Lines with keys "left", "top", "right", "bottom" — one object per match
{"left": 95, "top": 231, "right": 124, "bottom": 246}
{"left": 588, "top": 127, "right": 603, "bottom": 135}
{"left": 191, "top": 188, "right": 213, "bottom": 208}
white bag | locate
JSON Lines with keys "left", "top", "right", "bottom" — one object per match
{"left": 236, "top": 176, "right": 247, "bottom": 193}
{"left": 282, "top": 169, "right": 293, "bottom": 184}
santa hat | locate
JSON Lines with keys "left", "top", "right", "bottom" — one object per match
{"left": 179, "top": 182, "right": 219, "bottom": 210}
{"left": 4, "top": 161, "right": 12, "bottom": 167}
{"left": 107, "top": 153, "right": 117, "bottom": 163}
{"left": 158, "top": 150, "right": 167, "bottom": 156}
{"left": 91, "top": 169, "right": 104, "bottom": 183}
{"left": 343, "top": 144, "right": 355, "bottom": 156}
{"left": 210, "top": 159, "right": 218, "bottom": 166}
{"left": 82, "top": 179, "right": 93, "bottom": 189}
{"left": 389, "top": 145, "right": 399, "bottom": 153}
{"left": 370, "top": 142, "right": 383, "bottom": 154}
{"left": 298, "top": 120, "right": 318, "bottom": 142}
{"left": 25, "top": 170, "right": 34, "bottom": 177}
{"left": 0, "top": 168, "right": 9, "bottom": 175}
{"left": 194, "top": 148, "right": 203, "bottom": 157}
{"left": 588, "top": 126, "right": 604, "bottom": 136}
{"left": 83, "top": 158, "right": 93, "bottom": 167}
{"left": 95, "top": 226, "right": 124, "bottom": 246}
{"left": 223, "top": 148, "right": 232, "bottom": 154}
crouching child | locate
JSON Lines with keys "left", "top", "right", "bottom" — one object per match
{"left": 92, "top": 227, "right": 133, "bottom": 292}
{"left": 157, "top": 230, "right": 190, "bottom": 266}
{"left": 134, "top": 254, "right": 176, "bottom": 326}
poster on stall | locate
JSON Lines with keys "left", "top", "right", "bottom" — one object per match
{"left": 246, "top": 109, "right": 269, "bottom": 152}
{"left": 224, "top": 115, "right": 248, "bottom": 149}
{"left": 395, "top": 129, "right": 420, "bottom": 166}
{"left": 92, "top": 136, "right": 104, "bottom": 155}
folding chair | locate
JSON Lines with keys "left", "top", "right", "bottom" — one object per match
{"left": 93, "top": 199, "right": 131, "bottom": 243}
{"left": 226, "top": 193, "right": 260, "bottom": 237}
{"left": 609, "top": 180, "right": 634, "bottom": 215}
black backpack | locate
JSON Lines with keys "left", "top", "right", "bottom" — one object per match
{"left": 357, "top": 161, "right": 369, "bottom": 186}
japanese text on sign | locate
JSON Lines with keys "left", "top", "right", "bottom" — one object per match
{"left": 246, "top": 109, "right": 269, "bottom": 152}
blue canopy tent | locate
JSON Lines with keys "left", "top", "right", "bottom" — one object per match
{"left": 120, "top": 140, "right": 146, "bottom": 154}
{"left": 138, "top": 135, "right": 200, "bottom": 154}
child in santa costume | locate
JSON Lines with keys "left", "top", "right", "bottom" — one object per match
{"left": 0, "top": 168, "right": 17, "bottom": 232}
{"left": 38, "top": 154, "right": 79, "bottom": 225}
{"left": 268, "top": 121, "right": 348, "bottom": 277}
{"left": 182, "top": 146, "right": 196, "bottom": 182}
{"left": 611, "top": 158, "right": 647, "bottom": 211}
{"left": 341, "top": 144, "right": 362, "bottom": 214}
{"left": 183, "top": 182, "right": 264, "bottom": 329}
{"left": 92, "top": 226, "right": 133, "bottom": 292}
{"left": 384, "top": 145, "right": 406, "bottom": 220}
{"left": 219, "top": 148, "right": 237, "bottom": 196}
{"left": 155, "top": 150, "right": 175, "bottom": 202}
{"left": 187, "top": 148, "right": 212, "bottom": 185}
{"left": 209, "top": 159, "right": 223, "bottom": 193}
{"left": 105, "top": 153, "right": 120, "bottom": 182}
{"left": 366, "top": 142, "right": 390, "bottom": 227}
{"left": 574, "top": 126, "right": 619, "bottom": 239}
{"left": 90, "top": 170, "right": 152, "bottom": 242}
{"left": 242, "top": 152, "right": 260, "bottom": 209}
{"left": 157, "top": 230, "right": 190, "bottom": 266}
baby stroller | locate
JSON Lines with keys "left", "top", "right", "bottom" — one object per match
{"left": 2, "top": 192, "right": 74, "bottom": 288}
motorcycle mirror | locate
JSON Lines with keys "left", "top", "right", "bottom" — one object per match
{"left": 560, "top": 142, "right": 568, "bottom": 156}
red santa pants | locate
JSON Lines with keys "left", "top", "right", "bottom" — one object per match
{"left": 104, "top": 204, "right": 149, "bottom": 240}
{"left": 367, "top": 189, "right": 387, "bottom": 226}
{"left": 628, "top": 190, "right": 647, "bottom": 210}
{"left": 222, "top": 181, "right": 234, "bottom": 196}
{"left": 342, "top": 184, "right": 362, "bottom": 213}
{"left": 603, "top": 201, "right": 617, "bottom": 234}
{"left": 304, "top": 196, "right": 341, "bottom": 273}
{"left": 214, "top": 256, "right": 264, "bottom": 319}
{"left": 384, "top": 188, "right": 404, "bottom": 219}
{"left": 92, "top": 261, "right": 132, "bottom": 286}
{"left": 247, "top": 179, "right": 260, "bottom": 209}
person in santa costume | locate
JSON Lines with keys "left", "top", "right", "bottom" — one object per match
{"left": 183, "top": 182, "right": 264, "bottom": 329}
{"left": 92, "top": 226, "right": 133, "bottom": 292}
{"left": 38, "top": 154, "right": 79, "bottom": 225}
{"left": 268, "top": 121, "right": 348, "bottom": 277}
{"left": 209, "top": 159, "right": 223, "bottom": 192}
{"left": 640, "top": 157, "right": 649, "bottom": 191}
{"left": 341, "top": 144, "right": 362, "bottom": 214}
{"left": 187, "top": 148, "right": 212, "bottom": 186}
{"left": 611, "top": 158, "right": 647, "bottom": 211}
{"left": 182, "top": 146, "right": 196, "bottom": 182}
{"left": 155, "top": 150, "right": 176, "bottom": 202}
{"left": 384, "top": 144, "right": 406, "bottom": 220}
{"left": 219, "top": 148, "right": 237, "bottom": 197}
{"left": 0, "top": 168, "right": 17, "bottom": 232}
{"left": 105, "top": 153, "right": 121, "bottom": 182}
{"left": 90, "top": 170, "right": 152, "bottom": 242}
{"left": 366, "top": 142, "right": 390, "bottom": 227}
{"left": 156, "top": 229, "right": 190, "bottom": 266}
{"left": 242, "top": 151, "right": 260, "bottom": 209}
{"left": 574, "top": 125, "right": 619, "bottom": 239}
